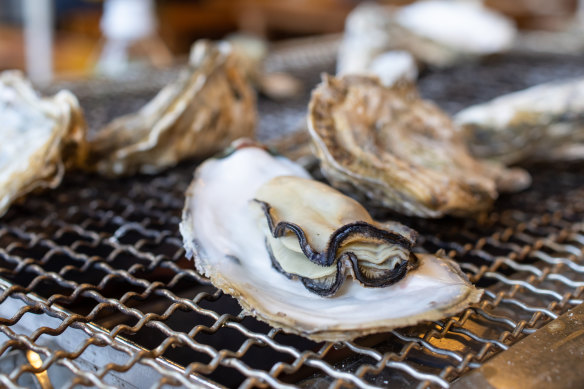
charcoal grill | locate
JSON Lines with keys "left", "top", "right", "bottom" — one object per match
{"left": 2, "top": 38, "right": 584, "bottom": 388}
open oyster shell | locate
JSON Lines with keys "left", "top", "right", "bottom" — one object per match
{"left": 84, "top": 40, "right": 256, "bottom": 176}
{"left": 455, "top": 77, "right": 584, "bottom": 164}
{"left": 307, "top": 75, "right": 530, "bottom": 218}
{"left": 180, "top": 141, "right": 482, "bottom": 342}
{"left": 0, "top": 71, "right": 87, "bottom": 217}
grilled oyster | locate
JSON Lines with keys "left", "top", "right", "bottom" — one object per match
{"left": 0, "top": 71, "right": 87, "bottom": 217}
{"left": 455, "top": 77, "right": 584, "bottom": 164}
{"left": 307, "top": 75, "right": 530, "bottom": 218}
{"left": 180, "top": 141, "right": 482, "bottom": 342}
{"left": 254, "top": 175, "right": 417, "bottom": 296}
{"left": 337, "top": 1, "right": 516, "bottom": 71}
{"left": 85, "top": 40, "right": 256, "bottom": 176}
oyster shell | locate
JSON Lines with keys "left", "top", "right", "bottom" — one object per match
{"left": 337, "top": 1, "right": 516, "bottom": 72}
{"left": 85, "top": 40, "right": 256, "bottom": 176}
{"left": 307, "top": 75, "right": 530, "bottom": 218}
{"left": 455, "top": 77, "right": 584, "bottom": 164}
{"left": 180, "top": 141, "right": 482, "bottom": 342}
{"left": 0, "top": 71, "right": 87, "bottom": 217}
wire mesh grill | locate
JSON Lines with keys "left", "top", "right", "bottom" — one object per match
{"left": 2, "top": 42, "right": 584, "bottom": 389}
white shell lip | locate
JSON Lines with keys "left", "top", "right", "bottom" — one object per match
{"left": 180, "top": 143, "right": 483, "bottom": 342}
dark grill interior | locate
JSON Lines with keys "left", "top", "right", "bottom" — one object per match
{"left": 1, "top": 44, "right": 584, "bottom": 388}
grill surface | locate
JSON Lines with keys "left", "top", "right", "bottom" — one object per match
{"left": 1, "top": 42, "right": 584, "bottom": 389}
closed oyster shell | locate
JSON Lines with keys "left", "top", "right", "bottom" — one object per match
{"left": 180, "top": 142, "right": 482, "bottom": 342}
{"left": 85, "top": 40, "right": 256, "bottom": 176}
{"left": 455, "top": 77, "right": 584, "bottom": 164}
{"left": 337, "top": 1, "right": 516, "bottom": 73}
{"left": 307, "top": 75, "right": 530, "bottom": 218}
{"left": 0, "top": 71, "right": 87, "bottom": 217}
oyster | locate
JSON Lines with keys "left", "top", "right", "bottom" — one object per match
{"left": 455, "top": 77, "right": 584, "bottom": 164}
{"left": 307, "top": 75, "right": 530, "bottom": 218}
{"left": 337, "top": 1, "right": 516, "bottom": 72}
{"left": 85, "top": 40, "right": 256, "bottom": 176}
{"left": 0, "top": 71, "right": 87, "bottom": 217}
{"left": 180, "top": 141, "right": 482, "bottom": 342}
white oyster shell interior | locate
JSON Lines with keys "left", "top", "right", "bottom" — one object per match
{"left": 180, "top": 145, "right": 482, "bottom": 342}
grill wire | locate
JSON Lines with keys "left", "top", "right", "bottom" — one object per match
{"left": 1, "top": 41, "right": 584, "bottom": 389}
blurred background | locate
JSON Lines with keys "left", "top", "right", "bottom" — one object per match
{"left": 0, "top": 0, "right": 581, "bottom": 83}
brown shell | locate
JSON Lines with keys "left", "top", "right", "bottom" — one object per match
{"left": 84, "top": 40, "right": 256, "bottom": 176}
{"left": 307, "top": 75, "right": 530, "bottom": 218}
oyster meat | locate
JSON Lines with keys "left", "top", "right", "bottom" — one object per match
{"left": 254, "top": 175, "right": 417, "bottom": 296}
{"left": 337, "top": 0, "right": 516, "bottom": 72}
{"left": 455, "top": 77, "right": 584, "bottom": 164}
{"left": 307, "top": 75, "right": 530, "bottom": 218}
{"left": 84, "top": 40, "right": 256, "bottom": 176}
{"left": 0, "top": 71, "right": 87, "bottom": 217}
{"left": 180, "top": 141, "right": 482, "bottom": 342}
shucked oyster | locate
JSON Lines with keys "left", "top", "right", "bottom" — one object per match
{"left": 307, "top": 75, "right": 530, "bottom": 218}
{"left": 254, "top": 176, "right": 416, "bottom": 296}
{"left": 180, "top": 142, "right": 482, "bottom": 341}
{"left": 85, "top": 40, "right": 256, "bottom": 176}
{"left": 0, "top": 71, "right": 87, "bottom": 217}
{"left": 455, "top": 77, "right": 584, "bottom": 164}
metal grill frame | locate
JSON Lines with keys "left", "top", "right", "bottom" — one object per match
{"left": 1, "top": 40, "right": 584, "bottom": 389}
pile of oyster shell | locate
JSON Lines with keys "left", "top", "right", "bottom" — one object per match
{"left": 4, "top": 32, "right": 584, "bottom": 342}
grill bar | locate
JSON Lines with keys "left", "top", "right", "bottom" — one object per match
{"left": 1, "top": 39, "right": 584, "bottom": 388}
{"left": 451, "top": 302, "right": 584, "bottom": 389}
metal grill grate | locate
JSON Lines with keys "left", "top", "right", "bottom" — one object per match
{"left": 1, "top": 43, "right": 584, "bottom": 389}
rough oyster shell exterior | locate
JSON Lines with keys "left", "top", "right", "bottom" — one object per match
{"left": 0, "top": 71, "right": 87, "bottom": 217}
{"left": 307, "top": 75, "right": 530, "bottom": 218}
{"left": 85, "top": 40, "right": 256, "bottom": 176}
